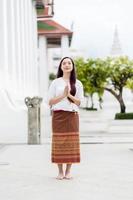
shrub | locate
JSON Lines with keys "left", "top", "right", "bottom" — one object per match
{"left": 83, "top": 107, "right": 97, "bottom": 111}
{"left": 49, "top": 73, "right": 56, "bottom": 81}
{"left": 115, "top": 112, "right": 133, "bottom": 119}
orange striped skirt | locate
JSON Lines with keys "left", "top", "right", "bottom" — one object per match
{"left": 51, "top": 110, "right": 80, "bottom": 164}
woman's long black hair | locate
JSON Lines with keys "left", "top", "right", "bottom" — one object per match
{"left": 57, "top": 57, "right": 76, "bottom": 102}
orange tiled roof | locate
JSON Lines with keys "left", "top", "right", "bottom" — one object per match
{"left": 38, "top": 19, "right": 73, "bottom": 36}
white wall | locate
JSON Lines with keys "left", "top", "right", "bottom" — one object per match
{"left": 0, "top": 0, "right": 39, "bottom": 99}
{"left": 0, "top": 0, "right": 39, "bottom": 143}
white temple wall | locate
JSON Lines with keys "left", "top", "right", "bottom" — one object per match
{"left": 0, "top": 0, "right": 39, "bottom": 99}
{"left": 0, "top": 0, "right": 39, "bottom": 143}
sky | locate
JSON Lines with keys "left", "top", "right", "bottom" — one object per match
{"left": 54, "top": 0, "right": 133, "bottom": 58}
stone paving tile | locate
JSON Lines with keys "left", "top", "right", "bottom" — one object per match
{"left": 0, "top": 144, "right": 133, "bottom": 200}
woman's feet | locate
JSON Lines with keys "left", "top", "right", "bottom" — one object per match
{"left": 56, "top": 164, "right": 72, "bottom": 180}
{"left": 56, "top": 172, "right": 73, "bottom": 180}
{"left": 64, "top": 164, "right": 72, "bottom": 179}
{"left": 64, "top": 171, "right": 72, "bottom": 179}
{"left": 56, "top": 173, "right": 64, "bottom": 180}
{"left": 56, "top": 164, "right": 64, "bottom": 180}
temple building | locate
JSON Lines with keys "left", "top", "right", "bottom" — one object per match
{"left": 36, "top": 0, "right": 73, "bottom": 100}
{"left": 0, "top": 0, "right": 73, "bottom": 143}
{"left": 0, "top": 0, "right": 39, "bottom": 143}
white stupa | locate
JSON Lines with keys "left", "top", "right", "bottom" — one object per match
{"left": 110, "top": 25, "right": 123, "bottom": 57}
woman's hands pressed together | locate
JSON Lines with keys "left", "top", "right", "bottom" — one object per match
{"left": 63, "top": 85, "right": 70, "bottom": 98}
{"left": 49, "top": 83, "right": 80, "bottom": 106}
{"left": 65, "top": 84, "right": 81, "bottom": 106}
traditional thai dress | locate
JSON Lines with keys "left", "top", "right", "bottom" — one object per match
{"left": 48, "top": 77, "right": 84, "bottom": 164}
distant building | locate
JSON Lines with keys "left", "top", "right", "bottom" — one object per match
{"left": 110, "top": 25, "right": 123, "bottom": 57}
{"left": 36, "top": 0, "right": 73, "bottom": 100}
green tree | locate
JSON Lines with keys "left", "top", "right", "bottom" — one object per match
{"left": 75, "top": 58, "right": 90, "bottom": 108}
{"left": 105, "top": 56, "right": 133, "bottom": 113}
{"left": 126, "top": 79, "right": 133, "bottom": 101}
{"left": 126, "top": 79, "right": 133, "bottom": 93}
{"left": 75, "top": 56, "right": 133, "bottom": 113}
{"left": 75, "top": 58, "right": 108, "bottom": 109}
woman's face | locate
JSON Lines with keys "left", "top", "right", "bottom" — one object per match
{"left": 61, "top": 58, "right": 73, "bottom": 73}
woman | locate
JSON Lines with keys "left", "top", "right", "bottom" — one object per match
{"left": 48, "top": 57, "right": 84, "bottom": 180}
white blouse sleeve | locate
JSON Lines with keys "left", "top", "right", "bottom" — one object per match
{"left": 75, "top": 80, "right": 84, "bottom": 107}
{"left": 47, "top": 80, "right": 56, "bottom": 102}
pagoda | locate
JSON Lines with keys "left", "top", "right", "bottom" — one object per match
{"left": 110, "top": 25, "right": 123, "bottom": 57}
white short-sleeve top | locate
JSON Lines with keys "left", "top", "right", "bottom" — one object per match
{"left": 48, "top": 77, "right": 84, "bottom": 112}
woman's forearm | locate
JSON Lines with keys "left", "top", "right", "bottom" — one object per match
{"left": 68, "top": 94, "right": 80, "bottom": 106}
{"left": 49, "top": 94, "right": 65, "bottom": 106}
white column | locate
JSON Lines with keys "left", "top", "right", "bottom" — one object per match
{"left": 31, "top": 2, "right": 39, "bottom": 95}
{"left": 24, "top": 0, "right": 31, "bottom": 96}
{"left": 13, "top": 0, "right": 22, "bottom": 95}
{"left": 23, "top": 0, "right": 32, "bottom": 97}
{"left": 28, "top": 0, "right": 39, "bottom": 96}
{"left": 26, "top": 0, "right": 35, "bottom": 96}
{"left": 47, "top": 48, "right": 53, "bottom": 73}
{"left": 61, "top": 35, "right": 69, "bottom": 57}
{"left": 10, "top": 0, "right": 17, "bottom": 93}
{"left": 0, "top": 0, "right": 8, "bottom": 89}
{"left": 19, "top": 0, "right": 26, "bottom": 97}
{"left": 5, "top": 0, "right": 16, "bottom": 93}
{"left": 23, "top": 0, "right": 38, "bottom": 97}
{"left": 0, "top": 0, "right": 38, "bottom": 99}
{"left": 38, "top": 36, "right": 48, "bottom": 100}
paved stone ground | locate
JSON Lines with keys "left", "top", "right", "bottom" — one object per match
{"left": 0, "top": 144, "right": 133, "bottom": 200}
{"left": 0, "top": 102, "right": 133, "bottom": 200}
